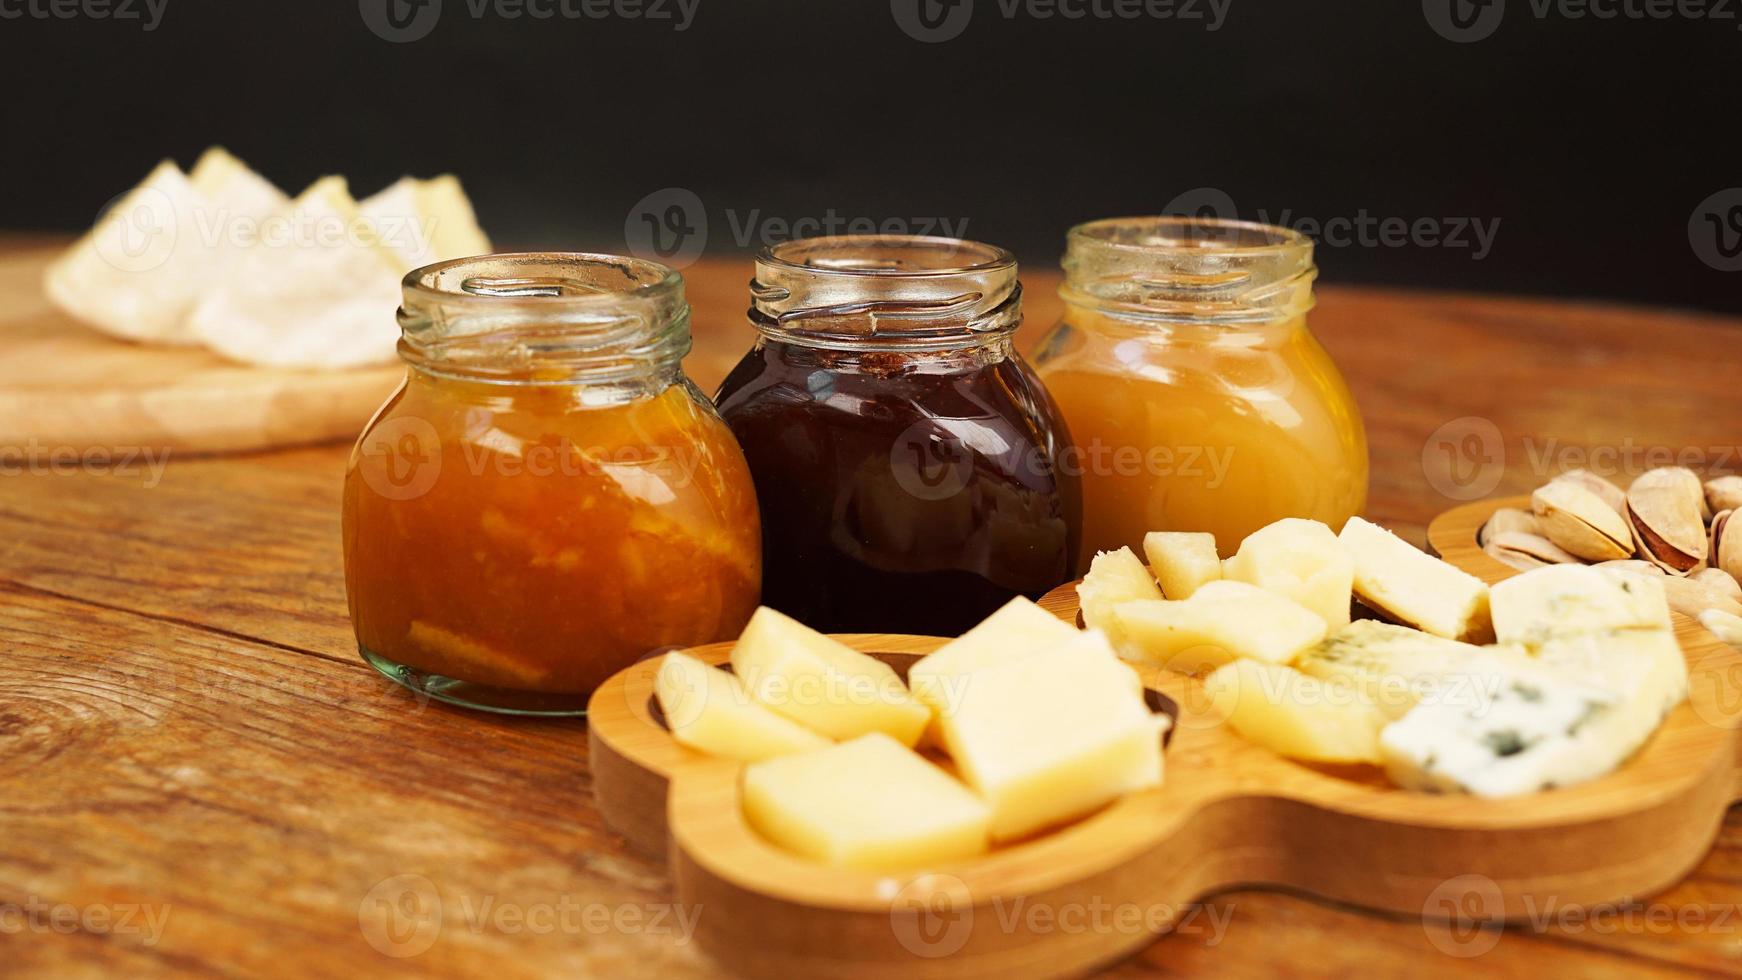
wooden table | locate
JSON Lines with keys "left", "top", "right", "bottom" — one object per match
{"left": 4, "top": 239, "right": 1741, "bottom": 977}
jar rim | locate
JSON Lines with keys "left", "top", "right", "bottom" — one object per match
{"left": 1066, "top": 216, "right": 1313, "bottom": 256}
{"left": 402, "top": 251, "right": 683, "bottom": 308}
{"left": 758, "top": 235, "right": 1016, "bottom": 279}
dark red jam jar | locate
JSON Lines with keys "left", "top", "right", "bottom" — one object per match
{"left": 714, "top": 235, "right": 1081, "bottom": 635}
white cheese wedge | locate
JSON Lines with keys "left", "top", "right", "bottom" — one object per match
{"left": 1339, "top": 517, "right": 1493, "bottom": 641}
{"left": 359, "top": 174, "right": 492, "bottom": 271}
{"left": 44, "top": 160, "right": 211, "bottom": 344}
{"left": 1078, "top": 547, "right": 1164, "bottom": 659}
{"left": 1490, "top": 564, "right": 1672, "bottom": 649}
{"left": 1380, "top": 656, "right": 1629, "bottom": 796}
{"left": 189, "top": 146, "right": 290, "bottom": 229}
{"left": 1203, "top": 659, "right": 1389, "bottom": 764}
{"left": 1142, "top": 531, "right": 1221, "bottom": 600}
{"left": 1532, "top": 629, "right": 1688, "bottom": 738}
{"left": 186, "top": 176, "right": 407, "bottom": 369}
{"left": 1111, "top": 580, "right": 1328, "bottom": 673}
{"left": 1295, "top": 620, "right": 1506, "bottom": 720}
{"left": 653, "top": 651, "right": 831, "bottom": 762}
{"left": 1222, "top": 518, "right": 1355, "bottom": 630}
{"left": 741, "top": 733, "right": 991, "bottom": 870}
{"left": 729, "top": 606, "right": 930, "bottom": 746}
{"left": 939, "top": 631, "right": 1167, "bottom": 842}
{"left": 906, "top": 597, "right": 1092, "bottom": 741}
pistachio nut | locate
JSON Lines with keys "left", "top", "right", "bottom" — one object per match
{"left": 1532, "top": 480, "right": 1634, "bottom": 562}
{"left": 1694, "top": 566, "right": 1742, "bottom": 602}
{"left": 1661, "top": 575, "right": 1742, "bottom": 621}
{"left": 1713, "top": 509, "right": 1742, "bottom": 583}
{"left": 1706, "top": 476, "right": 1742, "bottom": 516}
{"left": 1478, "top": 507, "right": 1541, "bottom": 548}
{"left": 1702, "top": 608, "right": 1742, "bottom": 649}
{"left": 1627, "top": 468, "right": 1710, "bottom": 575}
{"left": 1551, "top": 468, "right": 1627, "bottom": 516}
{"left": 1486, "top": 530, "right": 1581, "bottom": 571}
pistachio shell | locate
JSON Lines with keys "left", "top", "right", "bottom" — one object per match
{"left": 1595, "top": 559, "right": 1666, "bottom": 577}
{"left": 1661, "top": 575, "right": 1742, "bottom": 621}
{"left": 1627, "top": 468, "right": 1710, "bottom": 575}
{"left": 1551, "top": 469, "right": 1627, "bottom": 516}
{"left": 1478, "top": 507, "right": 1541, "bottom": 548}
{"left": 1532, "top": 481, "right": 1634, "bottom": 562}
{"left": 1487, "top": 530, "right": 1582, "bottom": 570}
{"left": 1707, "top": 476, "right": 1742, "bottom": 516}
{"left": 1694, "top": 567, "right": 1742, "bottom": 602}
{"left": 1702, "top": 608, "right": 1742, "bottom": 649}
{"left": 1713, "top": 509, "right": 1742, "bottom": 583}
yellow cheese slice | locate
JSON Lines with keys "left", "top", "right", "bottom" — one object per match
{"left": 653, "top": 651, "right": 831, "bottom": 762}
{"left": 741, "top": 733, "right": 990, "bottom": 870}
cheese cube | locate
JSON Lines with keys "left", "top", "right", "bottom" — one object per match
{"left": 1380, "top": 657, "right": 1626, "bottom": 796}
{"left": 1532, "top": 629, "right": 1688, "bottom": 735}
{"left": 1490, "top": 564, "right": 1672, "bottom": 649}
{"left": 729, "top": 607, "right": 930, "bottom": 746}
{"left": 1222, "top": 518, "right": 1356, "bottom": 631}
{"left": 1295, "top": 621, "right": 1500, "bottom": 720}
{"left": 907, "top": 597, "right": 1090, "bottom": 737}
{"left": 741, "top": 733, "right": 991, "bottom": 870}
{"left": 1111, "top": 580, "right": 1328, "bottom": 673}
{"left": 1078, "top": 547, "right": 1164, "bottom": 658}
{"left": 1203, "top": 659, "right": 1389, "bottom": 764}
{"left": 1142, "top": 531, "right": 1222, "bottom": 600}
{"left": 1338, "top": 517, "right": 1493, "bottom": 641}
{"left": 940, "top": 632, "right": 1166, "bottom": 842}
{"left": 653, "top": 652, "right": 831, "bottom": 762}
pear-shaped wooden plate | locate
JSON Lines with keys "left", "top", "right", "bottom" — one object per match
{"left": 588, "top": 499, "right": 1742, "bottom": 980}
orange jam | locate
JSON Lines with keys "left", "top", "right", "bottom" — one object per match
{"left": 1032, "top": 218, "right": 1369, "bottom": 559}
{"left": 341, "top": 253, "right": 761, "bottom": 713}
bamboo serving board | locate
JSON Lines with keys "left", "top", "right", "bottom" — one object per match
{"left": 588, "top": 500, "right": 1742, "bottom": 980}
{"left": 0, "top": 243, "right": 403, "bottom": 457}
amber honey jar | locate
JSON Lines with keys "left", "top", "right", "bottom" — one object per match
{"left": 714, "top": 236, "right": 1081, "bottom": 636}
{"left": 343, "top": 253, "right": 761, "bottom": 715}
{"left": 1031, "top": 217, "right": 1369, "bottom": 560}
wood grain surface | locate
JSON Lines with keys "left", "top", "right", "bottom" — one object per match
{"left": 3, "top": 235, "right": 1742, "bottom": 977}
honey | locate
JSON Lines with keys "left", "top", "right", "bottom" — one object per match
{"left": 342, "top": 253, "right": 761, "bottom": 714}
{"left": 1032, "top": 218, "right": 1368, "bottom": 559}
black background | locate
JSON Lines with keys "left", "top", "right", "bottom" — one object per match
{"left": 2, "top": 0, "right": 1736, "bottom": 312}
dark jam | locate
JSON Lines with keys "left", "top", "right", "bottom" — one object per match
{"left": 715, "top": 340, "right": 1081, "bottom": 635}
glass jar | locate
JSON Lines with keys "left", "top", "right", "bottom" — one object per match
{"left": 1031, "top": 217, "right": 1368, "bottom": 561}
{"left": 714, "top": 235, "right": 1080, "bottom": 636}
{"left": 342, "top": 253, "right": 762, "bottom": 715}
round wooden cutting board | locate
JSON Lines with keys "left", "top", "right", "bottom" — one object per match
{"left": 0, "top": 240, "right": 403, "bottom": 457}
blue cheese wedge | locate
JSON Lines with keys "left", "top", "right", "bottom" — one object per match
{"left": 1295, "top": 621, "right": 1519, "bottom": 720}
{"left": 1490, "top": 564, "right": 1672, "bottom": 649}
{"left": 1380, "top": 657, "right": 1626, "bottom": 796}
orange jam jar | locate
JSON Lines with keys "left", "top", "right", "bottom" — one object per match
{"left": 342, "top": 253, "right": 761, "bottom": 715}
{"left": 1031, "top": 218, "right": 1368, "bottom": 560}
